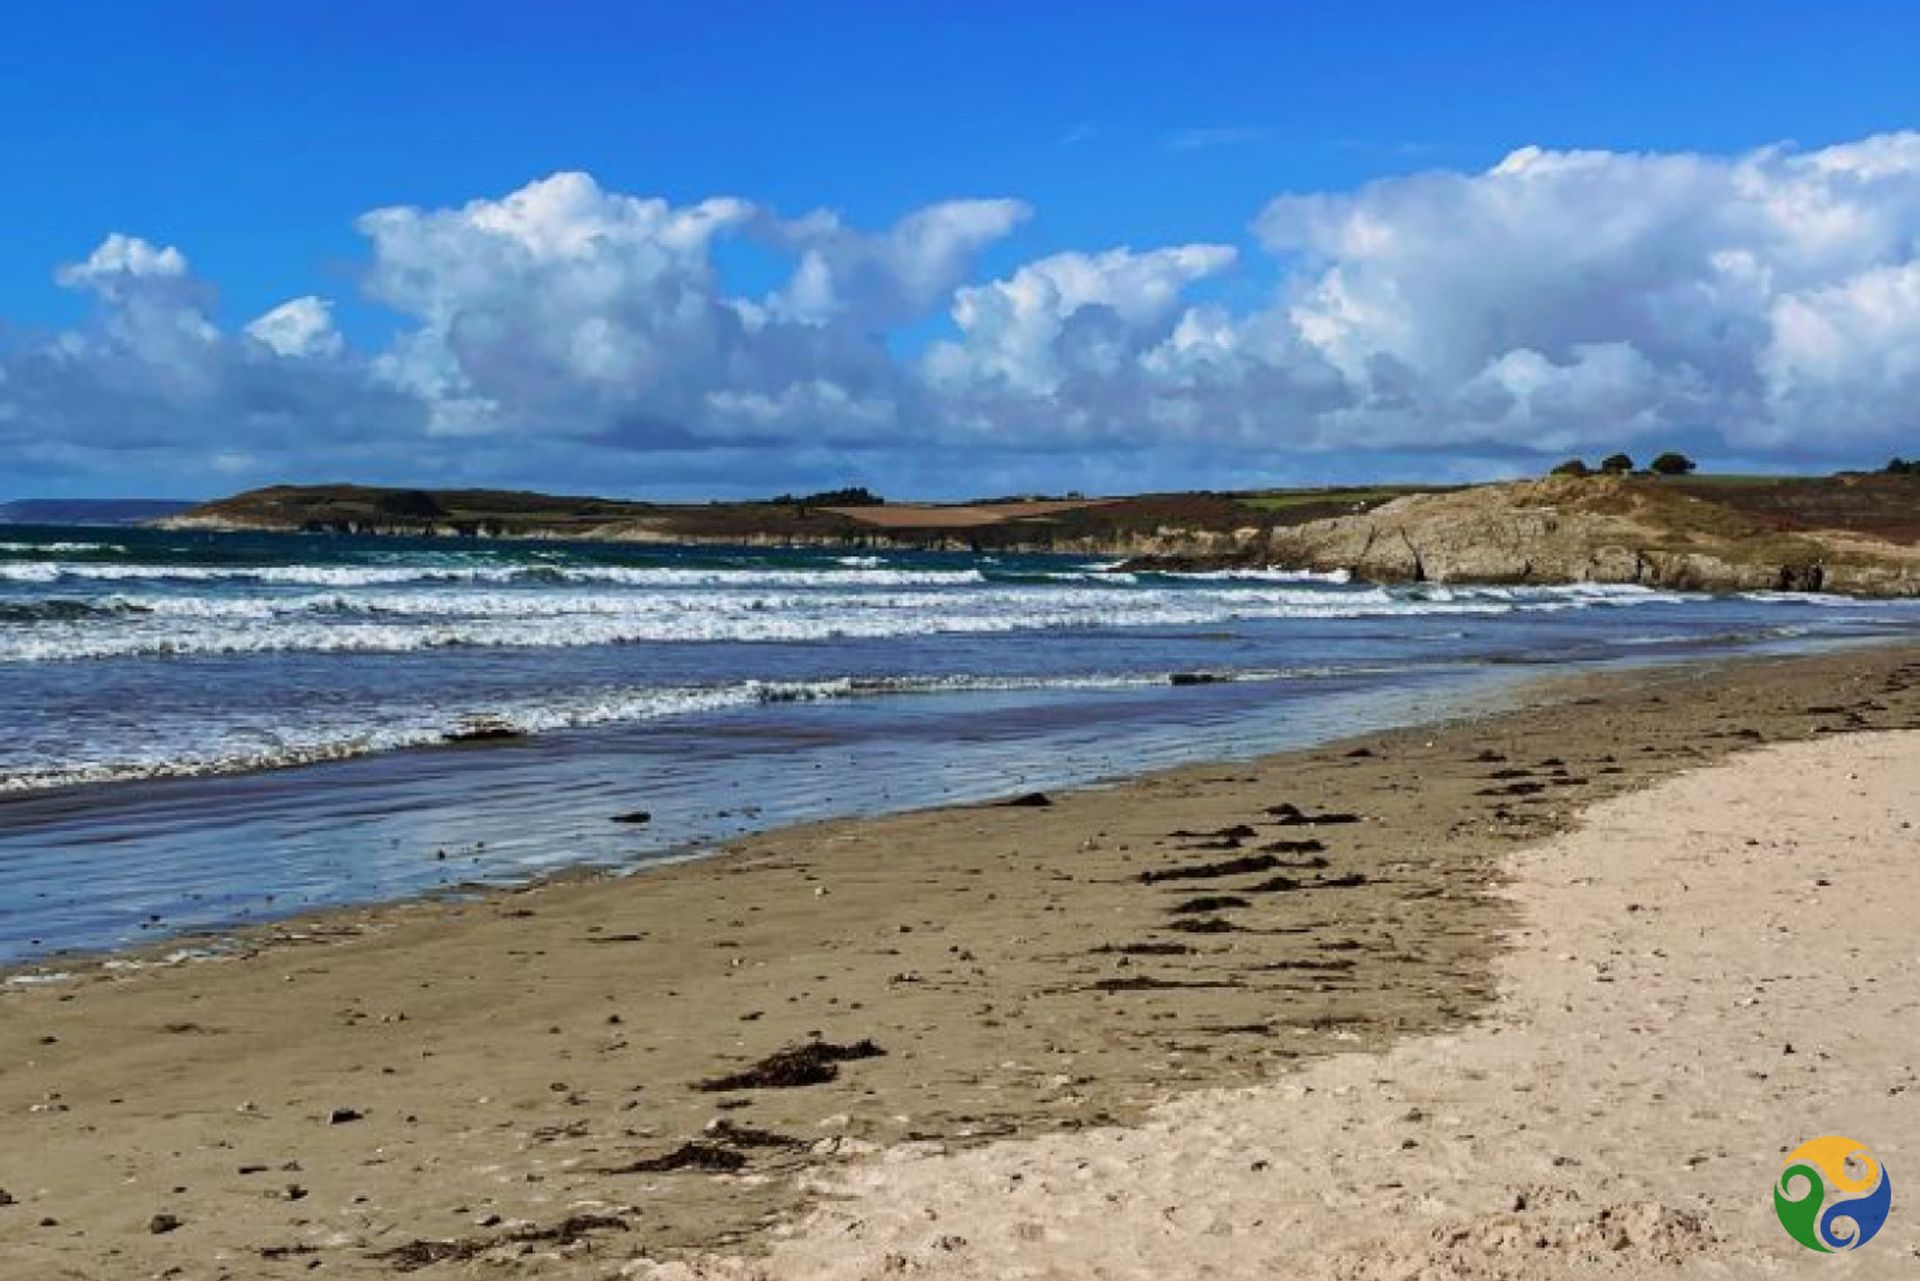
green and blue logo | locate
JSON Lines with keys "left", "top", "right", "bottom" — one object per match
{"left": 1774, "top": 1136, "right": 1892, "bottom": 1252}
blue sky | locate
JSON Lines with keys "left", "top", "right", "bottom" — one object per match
{"left": 6, "top": 1, "right": 1920, "bottom": 499}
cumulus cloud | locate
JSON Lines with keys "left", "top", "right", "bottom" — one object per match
{"left": 925, "top": 244, "right": 1237, "bottom": 394}
{"left": 355, "top": 172, "right": 759, "bottom": 439}
{"left": 246, "top": 297, "right": 345, "bottom": 359}
{"left": 1761, "top": 259, "right": 1920, "bottom": 445}
{"left": 349, "top": 173, "right": 1025, "bottom": 448}
{"left": 8, "top": 134, "right": 1920, "bottom": 496}
{"left": 51, "top": 233, "right": 220, "bottom": 377}
{"left": 1256, "top": 134, "right": 1920, "bottom": 454}
{"left": 1, "top": 236, "right": 418, "bottom": 483}
{"left": 763, "top": 198, "right": 1031, "bottom": 325}
{"left": 54, "top": 232, "right": 192, "bottom": 290}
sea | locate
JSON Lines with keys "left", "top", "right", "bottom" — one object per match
{"left": 3, "top": 523, "right": 1915, "bottom": 967}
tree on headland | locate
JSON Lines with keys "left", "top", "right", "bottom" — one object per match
{"left": 1887, "top": 457, "right": 1919, "bottom": 475}
{"left": 770, "top": 487, "right": 886, "bottom": 507}
{"left": 1599, "top": 453, "right": 1634, "bottom": 475}
{"left": 1550, "top": 458, "right": 1591, "bottom": 477}
{"left": 1649, "top": 452, "right": 1697, "bottom": 476}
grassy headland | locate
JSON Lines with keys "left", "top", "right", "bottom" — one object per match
{"left": 160, "top": 471, "right": 1920, "bottom": 593}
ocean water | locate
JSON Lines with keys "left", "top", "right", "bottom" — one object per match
{"left": 2, "top": 523, "right": 1915, "bottom": 966}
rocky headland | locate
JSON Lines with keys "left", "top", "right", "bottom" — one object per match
{"left": 158, "top": 472, "right": 1920, "bottom": 595}
{"left": 1127, "top": 473, "right": 1920, "bottom": 596}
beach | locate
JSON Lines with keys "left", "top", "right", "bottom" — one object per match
{"left": 655, "top": 707, "right": 1920, "bottom": 1279}
{"left": 12, "top": 10, "right": 1920, "bottom": 1279}
{"left": 4, "top": 643, "right": 1917, "bottom": 1276}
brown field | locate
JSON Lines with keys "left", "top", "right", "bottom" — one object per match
{"left": 822, "top": 499, "right": 1116, "bottom": 528}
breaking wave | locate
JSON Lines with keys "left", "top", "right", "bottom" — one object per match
{"left": 0, "top": 578, "right": 1694, "bottom": 663}
{"left": 0, "top": 667, "right": 1330, "bottom": 793}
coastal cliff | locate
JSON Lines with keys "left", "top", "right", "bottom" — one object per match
{"left": 1130, "top": 474, "right": 1920, "bottom": 596}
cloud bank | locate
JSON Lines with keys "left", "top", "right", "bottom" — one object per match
{"left": 7, "top": 133, "right": 1920, "bottom": 495}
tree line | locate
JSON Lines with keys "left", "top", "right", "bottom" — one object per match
{"left": 1551, "top": 454, "right": 1920, "bottom": 478}
{"left": 1550, "top": 452, "right": 1696, "bottom": 477}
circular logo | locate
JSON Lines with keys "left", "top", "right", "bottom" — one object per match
{"left": 1774, "top": 1136, "right": 1893, "bottom": 1252}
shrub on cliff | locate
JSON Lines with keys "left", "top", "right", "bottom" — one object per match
{"left": 1649, "top": 452, "right": 1697, "bottom": 476}
{"left": 1887, "top": 457, "right": 1919, "bottom": 475}
{"left": 1599, "top": 453, "right": 1634, "bottom": 475}
{"left": 1550, "top": 458, "right": 1591, "bottom": 477}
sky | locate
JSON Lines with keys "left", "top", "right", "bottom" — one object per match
{"left": 5, "top": 1, "right": 1920, "bottom": 501}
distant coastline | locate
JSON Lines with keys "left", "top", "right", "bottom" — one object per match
{"left": 0, "top": 498, "right": 195, "bottom": 526}
{"left": 155, "top": 471, "right": 1920, "bottom": 595}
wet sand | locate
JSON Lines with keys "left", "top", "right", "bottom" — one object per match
{"left": 2, "top": 644, "right": 1918, "bottom": 1277}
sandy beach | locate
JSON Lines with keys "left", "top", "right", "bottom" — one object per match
{"left": 14, "top": 9, "right": 1920, "bottom": 1279}
{"left": 653, "top": 725, "right": 1920, "bottom": 1279}
{"left": 3, "top": 644, "right": 1918, "bottom": 1277}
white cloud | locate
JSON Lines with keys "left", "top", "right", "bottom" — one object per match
{"left": 925, "top": 245, "right": 1237, "bottom": 394}
{"left": 765, "top": 198, "right": 1030, "bottom": 324}
{"left": 1761, "top": 259, "right": 1920, "bottom": 446}
{"left": 2, "top": 236, "right": 418, "bottom": 481}
{"left": 54, "top": 233, "right": 190, "bottom": 290}
{"left": 347, "top": 173, "right": 1024, "bottom": 449}
{"left": 50, "top": 234, "right": 219, "bottom": 373}
{"left": 355, "top": 172, "right": 757, "bottom": 436}
{"left": 10, "top": 135, "right": 1920, "bottom": 496}
{"left": 1252, "top": 133, "right": 1920, "bottom": 454}
{"left": 246, "top": 296, "right": 345, "bottom": 359}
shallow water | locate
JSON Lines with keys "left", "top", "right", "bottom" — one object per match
{"left": 2, "top": 523, "right": 1915, "bottom": 964}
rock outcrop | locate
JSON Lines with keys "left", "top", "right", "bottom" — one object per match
{"left": 1132, "top": 476, "right": 1920, "bottom": 597}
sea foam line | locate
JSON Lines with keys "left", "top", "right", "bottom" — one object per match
{"left": 0, "top": 667, "right": 1340, "bottom": 793}
{"left": 0, "top": 578, "right": 1716, "bottom": 663}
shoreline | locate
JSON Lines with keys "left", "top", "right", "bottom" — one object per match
{"left": 3, "top": 654, "right": 1539, "bottom": 980}
{"left": 2, "top": 634, "right": 1897, "bottom": 978}
{"left": 3, "top": 643, "right": 1918, "bottom": 1276}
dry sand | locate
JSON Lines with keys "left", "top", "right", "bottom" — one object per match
{"left": 650, "top": 730, "right": 1920, "bottom": 1280}
{"left": 2, "top": 646, "right": 1918, "bottom": 1277}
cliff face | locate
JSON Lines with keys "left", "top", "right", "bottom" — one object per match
{"left": 1143, "top": 476, "right": 1920, "bottom": 596}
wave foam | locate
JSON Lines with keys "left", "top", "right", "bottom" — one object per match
{"left": 0, "top": 667, "right": 1320, "bottom": 793}
{"left": 0, "top": 560, "right": 991, "bottom": 588}
{"left": 0, "top": 581, "right": 1531, "bottom": 662}
{"left": 0, "top": 540, "right": 127, "bottom": 555}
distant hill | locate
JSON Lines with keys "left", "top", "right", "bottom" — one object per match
{"left": 156, "top": 482, "right": 1436, "bottom": 555}
{"left": 158, "top": 474, "right": 1920, "bottom": 595}
{"left": 0, "top": 498, "right": 196, "bottom": 526}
